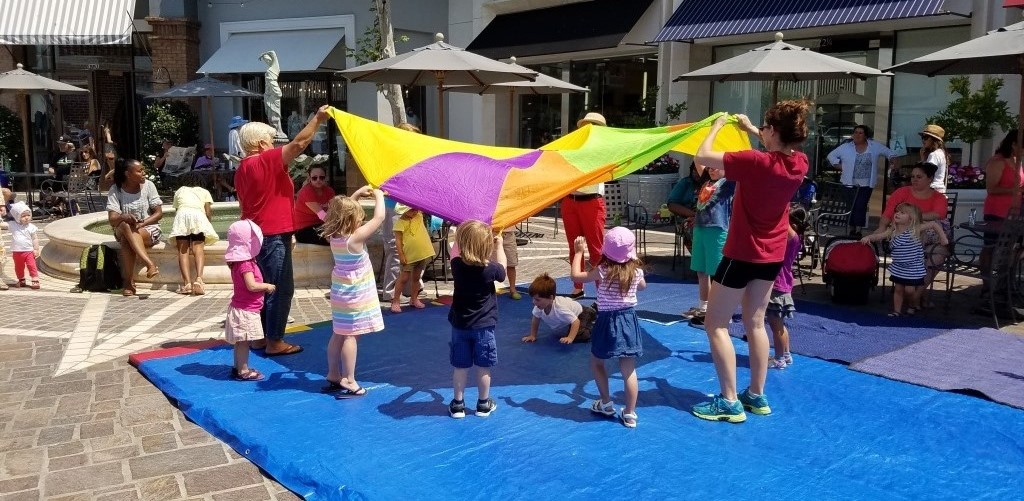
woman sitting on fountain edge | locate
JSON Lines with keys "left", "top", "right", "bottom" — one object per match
{"left": 106, "top": 159, "right": 163, "bottom": 296}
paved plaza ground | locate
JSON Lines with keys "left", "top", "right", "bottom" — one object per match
{"left": 0, "top": 214, "right": 1017, "bottom": 499}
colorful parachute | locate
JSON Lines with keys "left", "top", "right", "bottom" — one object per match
{"left": 327, "top": 108, "right": 750, "bottom": 229}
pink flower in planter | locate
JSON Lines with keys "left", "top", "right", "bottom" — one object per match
{"left": 946, "top": 163, "right": 986, "bottom": 189}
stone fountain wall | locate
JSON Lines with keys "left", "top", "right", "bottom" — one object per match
{"left": 40, "top": 202, "right": 384, "bottom": 289}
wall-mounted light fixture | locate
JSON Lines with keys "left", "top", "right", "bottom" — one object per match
{"left": 150, "top": 66, "right": 174, "bottom": 87}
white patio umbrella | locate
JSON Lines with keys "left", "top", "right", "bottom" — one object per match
{"left": 444, "top": 57, "right": 588, "bottom": 145}
{"left": 885, "top": 20, "right": 1024, "bottom": 170}
{"left": 338, "top": 33, "right": 537, "bottom": 137}
{"left": 674, "top": 33, "right": 892, "bottom": 103}
{"left": 148, "top": 74, "right": 262, "bottom": 152}
{"left": 0, "top": 63, "right": 88, "bottom": 174}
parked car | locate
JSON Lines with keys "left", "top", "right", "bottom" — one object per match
{"left": 819, "top": 124, "right": 858, "bottom": 151}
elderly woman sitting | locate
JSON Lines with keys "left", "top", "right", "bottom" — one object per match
{"left": 872, "top": 161, "right": 949, "bottom": 306}
{"left": 106, "top": 159, "right": 163, "bottom": 296}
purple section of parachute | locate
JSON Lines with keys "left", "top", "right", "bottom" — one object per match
{"left": 381, "top": 150, "right": 543, "bottom": 224}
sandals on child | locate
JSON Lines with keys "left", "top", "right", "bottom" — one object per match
{"left": 620, "top": 411, "right": 638, "bottom": 428}
{"left": 887, "top": 311, "right": 901, "bottom": 317}
{"left": 175, "top": 283, "right": 193, "bottom": 295}
{"left": 590, "top": 399, "right": 616, "bottom": 417}
{"left": 192, "top": 278, "right": 206, "bottom": 296}
{"left": 231, "top": 368, "right": 264, "bottom": 381}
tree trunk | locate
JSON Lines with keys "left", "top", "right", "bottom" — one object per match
{"left": 376, "top": 0, "right": 406, "bottom": 126}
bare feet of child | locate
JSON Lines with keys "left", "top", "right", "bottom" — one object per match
{"left": 411, "top": 299, "right": 426, "bottom": 309}
{"left": 390, "top": 302, "right": 402, "bottom": 313}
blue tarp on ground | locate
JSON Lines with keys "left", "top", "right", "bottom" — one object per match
{"left": 137, "top": 285, "right": 1024, "bottom": 500}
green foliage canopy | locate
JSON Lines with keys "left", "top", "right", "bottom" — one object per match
{"left": 140, "top": 100, "right": 200, "bottom": 160}
{"left": 927, "top": 76, "right": 1017, "bottom": 148}
{"left": 0, "top": 105, "right": 23, "bottom": 170}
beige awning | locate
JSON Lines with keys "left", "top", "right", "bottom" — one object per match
{"left": 198, "top": 28, "right": 347, "bottom": 74}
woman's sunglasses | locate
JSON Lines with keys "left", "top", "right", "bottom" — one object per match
{"left": 310, "top": 175, "right": 326, "bottom": 180}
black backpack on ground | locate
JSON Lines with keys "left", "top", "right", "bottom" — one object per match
{"left": 77, "top": 244, "right": 122, "bottom": 292}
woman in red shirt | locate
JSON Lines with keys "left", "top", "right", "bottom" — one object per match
{"left": 293, "top": 166, "right": 335, "bottom": 246}
{"left": 980, "top": 130, "right": 1021, "bottom": 273}
{"left": 692, "top": 101, "right": 810, "bottom": 423}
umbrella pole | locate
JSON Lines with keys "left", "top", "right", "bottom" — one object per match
{"left": 435, "top": 71, "right": 446, "bottom": 139}
{"left": 19, "top": 93, "right": 30, "bottom": 174}
{"left": 1017, "top": 62, "right": 1024, "bottom": 202}
{"left": 508, "top": 88, "right": 514, "bottom": 146}
{"left": 772, "top": 80, "right": 779, "bottom": 104}
{"left": 207, "top": 97, "right": 215, "bottom": 153}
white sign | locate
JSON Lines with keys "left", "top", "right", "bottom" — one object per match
{"left": 890, "top": 135, "right": 907, "bottom": 157}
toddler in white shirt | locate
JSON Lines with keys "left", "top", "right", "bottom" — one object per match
{"left": 522, "top": 273, "right": 596, "bottom": 344}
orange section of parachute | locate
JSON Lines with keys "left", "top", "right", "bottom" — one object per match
{"left": 490, "top": 151, "right": 611, "bottom": 230}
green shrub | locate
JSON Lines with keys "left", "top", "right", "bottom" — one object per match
{"left": 140, "top": 100, "right": 200, "bottom": 162}
{"left": 0, "top": 105, "right": 23, "bottom": 170}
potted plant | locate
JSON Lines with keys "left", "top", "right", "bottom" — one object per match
{"left": 605, "top": 98, "right": 687, "bottom": 225}
{"left": 927, "top": 76, "right": 1017, "bottom": 236}
{"left": 140, "top": 101, "right": 201, "bottom": 190}
{"left": 927, "top": 76, "right": 1017, "bottom": 188}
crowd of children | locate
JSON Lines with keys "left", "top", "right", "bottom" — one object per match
{"left": 3, "top": 176, "right": 946, "bottom": 426}
{"left": 3, "top": 111, "right": 953, "bottom": 429}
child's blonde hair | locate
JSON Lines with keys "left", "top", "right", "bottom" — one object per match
{"left": 599, "top": 255, "right": 644, "bottom": 296}
{"left": 892, "top": 203, "right": 923, "bottom": 241}
{"left": 456, "top": 220, "right": 494, "bottom": 266}
{"left": 319, "top": 194, "right": 365, "bottom": 239}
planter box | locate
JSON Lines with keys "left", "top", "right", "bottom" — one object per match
{"left": 605, "top": 173, "right": 679, "bottom": 226}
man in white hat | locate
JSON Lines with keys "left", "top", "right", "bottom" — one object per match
{"left": 561, "top": 112, "right": 608, "bottom": 298}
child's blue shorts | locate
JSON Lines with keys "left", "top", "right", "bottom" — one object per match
{"left": 450, "top": 326, "right": 497, "bottom": 368}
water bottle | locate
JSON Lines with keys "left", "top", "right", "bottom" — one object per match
{"left": 969, "top": 208, "right": 977, "bottom": 226}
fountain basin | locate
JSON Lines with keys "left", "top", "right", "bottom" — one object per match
{"left": 40, "top": 202, "right": 382, "bottom": 287}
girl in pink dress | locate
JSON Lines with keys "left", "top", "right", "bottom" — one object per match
{"left": 224, "top": 220, "right": 275, "bottom": 381}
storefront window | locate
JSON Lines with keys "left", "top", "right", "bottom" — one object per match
{"left": 567, "top": 55, "right": 658, "bottom": 129}
{"left": 892, "top": 26, "right": 970, "bottom": 163}
{"left": 519, "top": 64, "right": 566, "bottom": 148}
{"left": 242, "top": 73, "right": 347, "bottom": 175}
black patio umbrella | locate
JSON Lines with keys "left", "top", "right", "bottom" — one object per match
{"left": 148, "top": 74, "right": 262, "bottom": 152}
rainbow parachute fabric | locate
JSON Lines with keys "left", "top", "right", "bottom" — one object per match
{"left": 327, "top": 107, "right": 750, "bottom": 229}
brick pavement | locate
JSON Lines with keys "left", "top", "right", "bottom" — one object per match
{"left": 0, "top": 215, "right": 1012, "bottom": 499}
